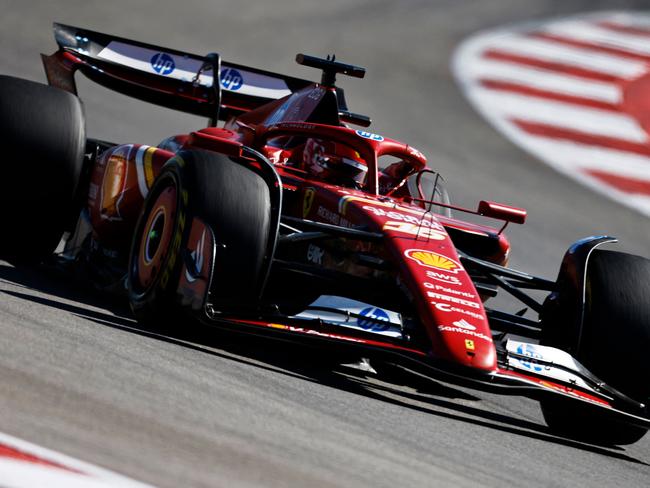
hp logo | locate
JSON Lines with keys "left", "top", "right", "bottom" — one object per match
{"left": 516, "top": 343, "right": 544, "bottom": 372}
{"left": 357, "top": 307, "right": 390, "bottom": 331}
{"left": 220, "top": 68, "right": 244, "bottom": 91}
{"left": 150, "top": 53, "right": 175, "bottom": 76}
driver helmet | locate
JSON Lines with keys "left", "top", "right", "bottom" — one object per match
{"left": 302, "top": 138, "right": 367, "bottom": 187}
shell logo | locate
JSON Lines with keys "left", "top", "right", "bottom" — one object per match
{"left": 405, "top": 249, "right": 461, "bottom": 273}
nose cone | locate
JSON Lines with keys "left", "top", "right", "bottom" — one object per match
{"left": 433, "top": 315, "right": 497, "bottom": 371}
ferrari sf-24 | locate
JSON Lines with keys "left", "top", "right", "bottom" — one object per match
{"left": 2, "top": 24, "right": 650, "bottom": 446}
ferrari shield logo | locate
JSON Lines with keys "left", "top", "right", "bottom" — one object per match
{"left": 303, "top": 188, "right": 316, "bottom": 218}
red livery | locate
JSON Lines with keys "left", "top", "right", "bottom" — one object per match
{"left": 2, "top": 24, "right": 650, "bottom": 446}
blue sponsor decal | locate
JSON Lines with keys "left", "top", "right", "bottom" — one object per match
{"left": 355, "top": 130, "right": 384, "bottom": 142}
{"left": 220, "top": 68, "right": 244, "bottom": 91}
{"left": 150, "top": 52, "right": 175, "bottom": 75}
{"left": 357, "top": 307, "right": 390, "bottom": 331}
{"left": 516, "top": 343, "right": 544, "bottom": 372}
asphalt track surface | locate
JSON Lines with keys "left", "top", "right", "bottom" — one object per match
{"left": 1, "top": 1, "right": 650, "bottom": 486}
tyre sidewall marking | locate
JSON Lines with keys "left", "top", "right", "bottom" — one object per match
{"left": 159, "top": 184, "right": 188, "bottom": 291}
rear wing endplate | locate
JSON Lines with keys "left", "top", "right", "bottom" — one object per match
{"left": 42, "top": 23, "right": 313, "bottom": 123}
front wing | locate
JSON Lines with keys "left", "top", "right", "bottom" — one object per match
{"left": 205, "top": 312, "right": 650, "bottom": 431}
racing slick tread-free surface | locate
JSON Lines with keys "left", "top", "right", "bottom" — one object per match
{"left": 0, "top": 75, "right": 85, "bottom": 261}
{"left": 541, "top": 250, "right": 650, "bottom": 445}
{"left": 128, "top": 150, "right": 271, "bottom": 326}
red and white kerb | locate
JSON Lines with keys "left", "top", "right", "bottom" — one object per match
{"left": 0, "top": 432, "right": 151, "bottom": 487}
{"left": 453, "top": 11, "right": 650, "bottom": 217}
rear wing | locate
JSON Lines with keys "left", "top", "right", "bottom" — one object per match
{"left": 42, "top": 23, "right": 313, "bottom": 124}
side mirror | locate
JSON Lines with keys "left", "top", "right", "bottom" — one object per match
{"left": 478, "top": 200, "right": 527, "bottom": 224}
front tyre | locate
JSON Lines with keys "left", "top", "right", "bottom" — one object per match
{"left": 541, "top": 250, "right": 650, "bottom": 445}
{"left": 127, "top": 150, "right": 271, "bottom": 328}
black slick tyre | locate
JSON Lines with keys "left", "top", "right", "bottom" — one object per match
{"left": 541, "top": 250, "right": 650, "bottom": 445}
{"left": 0, "top": 75, "right": 85, "bottom": 262}
{"left": 127, "top": 150, "right": 271, "bottom": 328}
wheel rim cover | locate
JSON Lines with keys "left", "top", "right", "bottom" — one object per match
{"left": 136, "top": 185, "right": 177, "bottom": 289}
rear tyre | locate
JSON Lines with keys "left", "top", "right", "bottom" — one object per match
{"left": 127, "top": 150, "right": 271, "bottom": 328}
{"left": 541, "top": 250, "right": 650, "bottom": 445}
{"left": 0, "top": 75, "right": 85, "bottom": 261}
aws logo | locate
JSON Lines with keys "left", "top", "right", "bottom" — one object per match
{"left": 405, "top": 249, "right": 461, "bottom": 273}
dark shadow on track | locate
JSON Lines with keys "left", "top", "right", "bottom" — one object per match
{"left": 1, "top": 262, "right": 648, "bottom": 466}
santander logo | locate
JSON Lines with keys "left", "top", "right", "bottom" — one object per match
{"left": 452, "top": 319, "right": 477, "bottom": 331}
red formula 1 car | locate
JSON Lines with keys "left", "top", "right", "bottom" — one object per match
{"left": 2, "top": 24, "right": 650, "bottom": 446}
